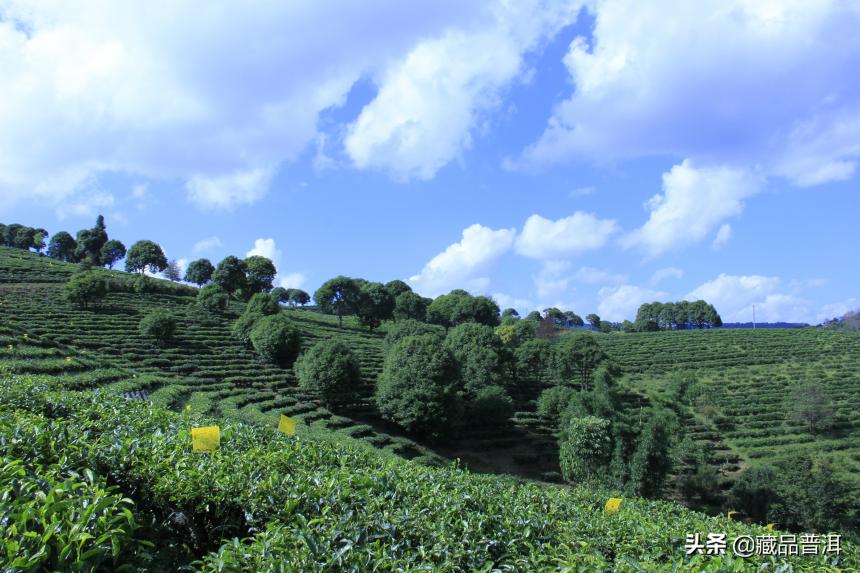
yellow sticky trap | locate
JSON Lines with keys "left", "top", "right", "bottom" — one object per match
{"left": 605, "top": 498, "right": 623, "bottom": 514}
{"left": 65, "top": 357, "right": 72, "bottom": 363}
{"left": 186, "top": 405, "right": 192, "bottom": 412}
{"left": 767, "top": 523, "right": 776, "bottom": 531}
{"left": 727, "top": 511, "right": 739, "bottom": 520}
{"left": 192, "top": 426, "right": 220, "bottom": 452}
{"left": 278, "top": 414, "right": 297, "bottom": 436}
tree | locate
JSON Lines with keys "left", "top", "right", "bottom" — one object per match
{"left": 294, "top": 340, "right": 361, "bottom": 408}
{"left": 164, "top": 259, "right": 182, "bottom": 282}
{"left": 501, "top": 308, "right": 519, "bottom": 319}
{"left": 586, "top": 313, "right": 601, "bottom": 329}
{"left": 426, "top": 290, "right": 500, "bottom": 329}
{"left": 559, "top": 416, "right": 612, "bottom": 485}
{"left": 384, "top": 279, "right": 412, "bottom": 298}
{"left": 444, "top": 322, "right": 508, "bottom": 396}
{"left": 768, "top": 455, "right": 851, "bottom": 533}
{"left": 468, "top": 386, "right": 514, "bottom": 428}
{"left": 250, "top": 314, "right": 301, "bottom": 367}
{"left": 555, "top": 333, "right": 606, "bottom": 391}
{"left": 63, "top": 271, "right": 107, "bottom": 309}
{"left": 629, "top": 410, "right": 676, "bottom": 497}
{"left": 524, "top": 310, "right": 542, "bottom": 322}
{"left": 514, "top": 338, "right": 554, "bottom": 397}
{"left": 74, "top": 215, "right": 109, "bottom": 265}
{"left": 383, "top": 319, "right": 444, "bottom": 350}
{"left": 13, "top": 226, "right": 35, "bottom": 250}
{"left": 196, "top": 284, "right": 229, "bottom": 314}
{"left": 355, "top": 281, "right": 395, "bottom": 330}
{"left": 3, "top": 224, "right": 23, "bottom": 247}
{"left": 184, "top": 258, "right": 215, "bottom": 285}
{"left": 789, "top": 381, "right": 835, "bottom": 434}
{"left": 287, "top": 289, "right": 310, "bottom": 307}
{"left": 375, "top": 334, "right": 463, "bottom": 439}
{"left": 543, "top": 307, "right": 564, "bottom": 322}
{"left": 99, "top": 240, "right": 126, "bottom": 269}
{"left": 125, "top": 240, "right": 168, "bottom": 274}
{"left": 314, "top": 276, "right": 361, "bottom": 327}
{"left": 537, "top": 385, "right": 576, "bottom": 428}
{"left": 32, "top": 229, "right": 47, "bottom": 253}
{"left": 47, "top": 232, "right": 78, "bottom": 262}
{"left": 212, "top": 256, "right": 248, "bottom": 296}
{"left": 139, "top": 309, "right": 178, "bottom": 345}
{"left": 393, "top": 291, "right": 430, "bottom": 322}
{"left": 244, "top": 255, "right": 277, "bottom": 294}
{"left": 621, "top": 320, "right": 636, "bottom": 333}
{"left": 730, "top": 465, "right": 778, "bottom": 522}
{"left": 564, "top": 311, "right": 584, "bottom": 327}
{"left": 232, "top": 292, "right": 281, "bottom": 344}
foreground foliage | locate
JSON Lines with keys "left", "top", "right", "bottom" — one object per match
{"left": 2, "top": 373, "right": 855, "bottom": 571}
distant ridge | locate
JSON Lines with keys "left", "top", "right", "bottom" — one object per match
{"left": 721, "top": 322, "right": 809, "bottom": 329}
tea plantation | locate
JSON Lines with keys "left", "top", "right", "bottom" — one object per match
{"left": 598, "top": 329, "right": 860, "bottom": 492}
{"left": 0, "top": 246, "right": 438, "bottom": 463}
{"left": 1, "top": 368, "right": 856, "bottom": 571}
{"left": 2, "top": 246, "right": 860, "bottom": 570}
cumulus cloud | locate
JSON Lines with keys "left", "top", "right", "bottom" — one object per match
{"left": 492, "top": 292, "right": 536, "bottom": 315}
{"left": 515, "top": 211, "right": 618, "bottom": 259}
{"left": 0, "top": 0, "right": 507, "bottom": 209}
{"left": 186, "top": 169, "right": 273, "bottom": 210}
{"left": 621, "top": 161, "right": 763, "bottom": 257}
{"left": 408, "top": 223, "right": 516, "bottom": 296}
{"left": 597, "top": 285, "right": 667, "bottom": 322}
{"left": 573, "top": 266, "right": 627, "bottom": 285}
{"left": 533, "top": 260, "right": 572, "bottom": 300}
{"left": 685, "top": 273, "right": 849, "bottom": 323}
{"left": 712, "top": 223, "right": 732, "bottom": 250}
{"left": 246, "top": 238, "right": 282, "bottom": 264}
{"left": 649, "top": 266, "right": 684, "bottom": 286}
{"left": 344, "top": 0, "right": 583, "bottom": 180}
{"left": 518, "top": 0, "right": 860, "bottom": 188}
{"left": 191, "top": 236, "right": 223, "bottom": 255}
{"left": 278, "top": 272, "right": 307, "bottom": 290}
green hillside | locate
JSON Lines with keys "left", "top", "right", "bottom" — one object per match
{"left": 2, "top": 245, "right": 860, "bottom": 570}
{"left": 597, "top": 329, "right": 860, "bottom": 491}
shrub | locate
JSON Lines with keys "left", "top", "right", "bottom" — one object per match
{"left": 383, "top": 319, "right": 444, "bottom": 350}
{"left": 559, "top": 416, "right": 612, "bottom": 485}
{"left": 375, "top": 334, "right": 463, "bottom": 439}
{"left": 250, "top": 314, "right": 301, "bottom": 367}
{"left": 139, "top": 309, "right": 177, "bottom": 344}
{"left": 537, "top": 385, "right": 576, "bottom": 427}
{"left": 444, "top": 322, "right": 508, "bottom": 396}
{"left": 468, "top": 385, "right": 514, "bottom": 428}
{"left": 294, "top": 340, "right": 361, "bottom": 408}
{"left": 197, "top": 284, "right": 229, "bottom": 314}
{"left": 63, "top": 270, "right": 107, "bottom": 309}
{"left": 232, "top": 293, "right": 281, "bottom": 344}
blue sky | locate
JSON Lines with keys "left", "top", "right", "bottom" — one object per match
{"left": 1, "top": 0, "right": 858, "bottom": 323}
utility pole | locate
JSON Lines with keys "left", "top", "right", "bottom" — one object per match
{"left": 753, "top": 304, "right": 756, "bottom": 329}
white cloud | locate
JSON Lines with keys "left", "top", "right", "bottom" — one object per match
{"left": 246, "top": 238, "right": 282, "bottom": 264}
{"left": 712, "top": 223, "right": 732, "bottom": 250}
{"left": 191, "top": 236, "right": 223, "bottom": 255}
{"left": 492, "top": 292, "right": 535, "bottom": 315}
{"left": 573, "top": 266, "right": 627, "bottom": 285}
{"left": 279, "top": 272, "right": 307, "bottom": 290}
{"left": 534, "top": 260, "right": 572, "bottom": 300}
{"left": 515, "top": 211, "right": 618, "bottom": 259}
{"left": 57, "top": 190, "right": 115, "bottom": 220}
{"left": 597, "top": 285, "right": 667, "bottom": 322}
{"left": 685, "top": 273, "right": 847, "bottom": 323}
{"left": 518, "top": 0, "right": 860, "bottom": 188}
{"left": 649, "top": 266, "right": 684, "bottom": 286}
{"left": 569, "top": 186, "right": 595, "bottom": 197}
{"left": 621, "top": 160, "right": 763, "bottom": 257}
{"left": 0, "top": 1, "right": 509, "bottom": 209}
{"left": 186, "top": 168, "right": 273, "bottom": 210}
{"left": 344, "top": 1, "right": 583, "bottom": 180}
{"left": 408, "top": 223, "right": 516, "bottom": 296}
